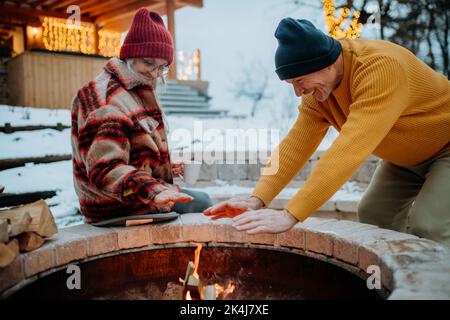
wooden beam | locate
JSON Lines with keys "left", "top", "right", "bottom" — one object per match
{"left": 94, "top": 0, "right": 160, "bottom": 25}
{"left": 0, "top": 3, "right": 95, "bottom": 24}
{"left": 178, "top": 0, "right": 202, "bottom": 8}
{"left": 93, "top": 21, "right": 98, "bottom": 54}
{"left": 98, "top": 11, "right": 135, "bottom": 29}
{"left": 101, "top": 2, "right": 166, "bottom": 32}
{"left": 30, "top": 0, "right": 55, "bottom": 9}
{"left": 86, "top": 0, "right": 137, "bottom": 17}
{"left": 166, "top": 0, "right": 176, "bottom": 79}
{"left": 0, "top": 24, "right": 17, "bottom": 30}
{"left": 45, "top": 0, "right": 79, "bottom": 10}
{"left": 22, "top": 24, "right": 27, "bottom": 50}
{"left": 48, "top": 0, "right": 96, "bottom": 11}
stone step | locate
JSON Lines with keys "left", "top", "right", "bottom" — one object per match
{"left": 0, "top": 191, "right": 57, "bottom": 208}
{"left": 164, "top": 108, "right": 228, "bottom": 117}
{"left": 158, "top": 86, "right": 193, "bottom": 93}
{"left": 161, "top": 83, "right": 193, "bottom": 91}
{"left": 160, "top": 100, "right": 210, "bottom": 109}
{"left": 157, "top": 89, "right": 200, "bottom": 96}
{"left": 158, "top": 95, "right": 207, "bottom": 102}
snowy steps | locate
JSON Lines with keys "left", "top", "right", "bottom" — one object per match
{"left": 0, "top": 122, "right": 69, "bottom": 133}
{"left": 156, "top": 81, "right": 228, "bottom": 117}
{"left": 0, "top": 155, "right": 71, "bottom": 170}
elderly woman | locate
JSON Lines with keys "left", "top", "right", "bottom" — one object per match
{"left": 71, "top": 8, "right": 212, "bottom": 223}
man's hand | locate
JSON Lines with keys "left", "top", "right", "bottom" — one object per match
{"left": 232, "top": 209, "right": 298, "bottom": 234}
{"left": 172, "top": 161, "right": 184, "bottom": 177}
{"left": 154, "top": 189, "right": 193, "bottom": 207}
{"left": 203, "top": 196, "right": 264, "bottom": 220}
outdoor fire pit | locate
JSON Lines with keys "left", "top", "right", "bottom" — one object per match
{"left": 7, "top": 245, "right": 383, "bottom": 300}
{"left": 1, "top": 214, "right": 449, "bottom": 300}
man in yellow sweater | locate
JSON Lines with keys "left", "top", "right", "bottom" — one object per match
{"left": 204, "top": 18, "right": 450, "bottom": 246}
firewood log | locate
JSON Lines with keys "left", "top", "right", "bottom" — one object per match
{"left": 0, "top": 199, "right": 57, "bottom": 238}
{"left": 17, "top": 231, "right": 45, "bottom": 252}
{"left": 202, "top": 285, "right": 217, "bottom": 300}
{"left": 0, "top": 239, "right": 19, "bottom": 268}
{"left": 0, "top": 218, "right": 8, "bottom": 243}
{"left": 8, "top": 212, "right": 31, "bottom": 237}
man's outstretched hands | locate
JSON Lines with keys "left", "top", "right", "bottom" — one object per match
{"left": 203, "top": 196, "right": 264, "bottom": 220}
{"left": 232, "top": 208, "right": 298, "bottom": 234}
{"left": 203, "top": 196, "right": 298, "bottom": 234}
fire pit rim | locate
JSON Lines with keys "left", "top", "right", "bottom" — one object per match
{"left": 2, "top": 242, "right": 390, "bottom": 300}
{"left": 1, "top": 214, "right": 449, "bottom": 300}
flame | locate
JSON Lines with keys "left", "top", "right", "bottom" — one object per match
{"left": 186, "top": 291, "right": 192, "bottom": 300}
{"left": 193, "top": 244, "right": 202, "bottom": 278}
{"left": 214, "top": 282, "right": 236, "bottom": 298}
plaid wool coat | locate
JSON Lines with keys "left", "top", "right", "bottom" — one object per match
{"left": 71, "top": 57, "right": 178, "bottom": 222}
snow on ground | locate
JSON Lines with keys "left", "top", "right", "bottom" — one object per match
{"left": 0, "top": 160, "right": 82, "bottom": 227}
{"left": 190, "top": 180, "right": 364, "bottom": 202}
{"left": 0, "top": 105, "right": 71, "bottom": 126}
{"left": 0, "top": 129, "right": 71, "bottom": 159}
{"left": 0, "top": 160, "right": 73, "bottom": 194}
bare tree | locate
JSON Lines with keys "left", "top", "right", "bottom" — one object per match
{"left": 229, "top": 61, "right": 273, "bottom": 117}
{"left": 287, "top": 0, "right": 449, "bottom": 77}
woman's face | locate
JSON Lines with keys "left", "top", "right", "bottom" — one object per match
{"left": 132, "top": 58, "right": 169, "bottom": 80}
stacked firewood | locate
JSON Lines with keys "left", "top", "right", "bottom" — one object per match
{"left": 0, "top": 191, "right": 58, "bottom": 267}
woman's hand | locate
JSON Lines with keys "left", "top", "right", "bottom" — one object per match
{"left": 203, "top": 196, "right": 264, "bottom": 220}
{"left": 153, "top": 189, "right": 193, "bottom": 207}
{"left": 232, "top": 209, "right": 298, "bottom": 234}
{"left": 172, "top": 161, "right": 184, "bottom": 178}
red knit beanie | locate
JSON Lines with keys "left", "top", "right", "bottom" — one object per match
{"left": 119, "top": 8, "right": 174, "bottom": 65}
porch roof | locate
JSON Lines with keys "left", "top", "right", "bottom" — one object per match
{"left": 0, "top": 0, "right": 202, "bottom": 32}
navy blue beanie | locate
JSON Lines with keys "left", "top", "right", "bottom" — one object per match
{"left": 274, "top": 18, "right": 342, "bottom": 80}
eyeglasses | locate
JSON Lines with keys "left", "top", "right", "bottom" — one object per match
{"left": 142, "top": 59, "right": 170, "bottom": 76}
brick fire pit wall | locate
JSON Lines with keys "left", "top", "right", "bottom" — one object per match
{"left": 1, "top": 215, "right": 449, "bottom": 299}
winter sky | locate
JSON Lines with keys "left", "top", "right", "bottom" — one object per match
{"left": 172, "top": 0, "right": 327, "bottom": 114}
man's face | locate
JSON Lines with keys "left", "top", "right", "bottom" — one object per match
{"left": 132, "top": 57, "right": 169, "bottom": 80}
{"left": 285, "top": 67, "right": 335, "bottom": 102}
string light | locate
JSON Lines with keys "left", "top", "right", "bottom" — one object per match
{"left": 40, "top": 16, "right": 122, "bottom": 56}
{"left": 42, "top": 16, "right": 95, "bottom": 54}
{"left": 177, "top": 49, "right": 201, "bottom": 80}
{"left": 323, "top": 0, "right": 363, "bottom": 39}
{"left": 98, "top": 29, "right": 122, "bottom": 57}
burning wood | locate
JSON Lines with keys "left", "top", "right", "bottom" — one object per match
{"left": 215, "top": 283, "right": 236, "bottom": 297}
{"left": 180, "top": 244, "right": 217, "bottom": 300}
{"left": 179, "top": 244, "right": 238, "bottom": 300}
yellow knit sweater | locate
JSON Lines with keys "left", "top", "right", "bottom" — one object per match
{"left": 252, "top": 38, "right": 450, "bottom": 222}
